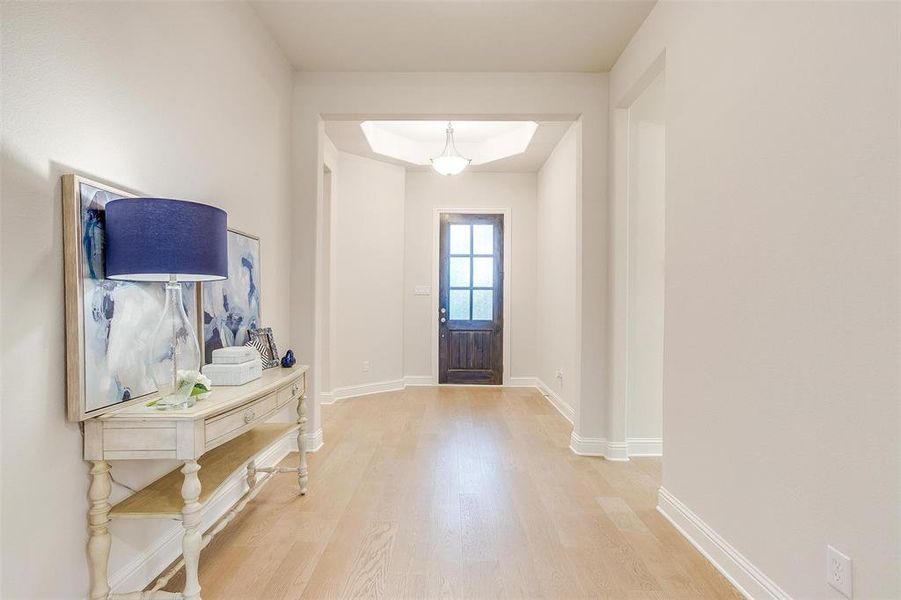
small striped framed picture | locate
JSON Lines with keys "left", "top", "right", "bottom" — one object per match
{"left": 246, "top": 327, "right": 280, "bottom": 369}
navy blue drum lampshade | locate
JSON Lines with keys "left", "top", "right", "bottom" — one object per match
{"left": 104, "top": 198, "right": 228, "bottom": 282}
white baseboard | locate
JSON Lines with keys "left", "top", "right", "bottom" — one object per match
{"left": 534, "top": 378, "right": 575, "bottom": 424}
{"left": 568, "top": 432, "right": 632, "bottom": 461}
{"left": 657, "top": 487, "right": 790, "bottom": 600}
{"left": 305, "top": 427, "right": 323, "bottom": 452}
{"left": 319, "top": 391, "right": 334, "bottom": 405}
{"left": 565, "top": 433, "right": 661, "bottom": 460}
{"left": 526, "top": 380, "right": 632, "bottom": 462}
{"left": 604, "top": 440, "right": 630, "bottom": 461}
{"left": 111, "top": 429, "right": 297, "bottom": 593}
{"left": 628, "top": 437, "right": 663, "bottom": 456}
{"left": 507, "top": 376, "right": 537, "bottom": 387}
{"left": 330, "top": 379, "right": 405, "bottom": 401}
{"left": 569, "top": 431, "right": 606, "bottom": 456}
{"left": 403, "top": 375, "right": 434, "bottom": 386}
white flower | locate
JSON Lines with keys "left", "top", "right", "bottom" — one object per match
{"left": 176, "top": 370, "right": 212, "bottom": 391}
{"left": 195, "top": 373, "right": 213, "bottom": 391}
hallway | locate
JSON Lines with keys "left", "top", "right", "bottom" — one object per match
{"left": 162, "top": 387, "right": 740, "bottom": 598}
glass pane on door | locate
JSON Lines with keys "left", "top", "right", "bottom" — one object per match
{"left": 449, "top": 289, "right": 470, "bottom": 320}
{"left": 472, "top": 224, "right": 493, "bottom": 254}
{"left": 449, "top": 257, "right": 471, "bottom": 287}
{"left": 472, "top": 257, "right": 493, "bottom": 287}
{"left": 472, "top": 289, "right": 493, "bottom": 320}
{"left": 450, "top": 224, "right": 471, "bottom": 254}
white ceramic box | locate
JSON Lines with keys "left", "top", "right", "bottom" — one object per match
{"left": 211, "top": 346, "right": 260, "bottom": 365}
{"left": 201, "top": 357, "right": 262, "bottom": 386}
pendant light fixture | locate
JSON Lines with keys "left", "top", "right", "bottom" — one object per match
{"left": 430, "top": 121, "right": 471, "bottom": 176}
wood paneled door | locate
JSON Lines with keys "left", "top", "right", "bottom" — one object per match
{"left": 438, "top": 213, "right": 504, "bottom": 384}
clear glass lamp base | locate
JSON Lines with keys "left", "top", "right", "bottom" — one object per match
{"left": 150, "top": 279, "right": 202, "bottom": 411}
{"left": 155, "top": 393, "right": 197, "bottom": 411}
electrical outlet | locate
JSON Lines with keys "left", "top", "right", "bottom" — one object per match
{"left": 362, "top": 360, "right": 370, "bottom": 373}
{"left": 826, "top": 545, "right": 852, "bottom": 598}
{"left": 555, "top": 369, "right": 564, "bottom": 380}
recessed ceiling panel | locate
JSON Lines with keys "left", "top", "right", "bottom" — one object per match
{"left": 325, "top": 120, "right": 573, "bottom": 173}
{"left": 360, "top": 120, "right": 538, "bottom": 166}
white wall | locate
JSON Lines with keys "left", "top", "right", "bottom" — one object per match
{"left": 319, "top": 165, "right": 334, "bottom": 394}
{"left": 314, "top": 134, "right": 341, "bottom": 415}
{"left": 404, "top": 171, "right": 538, "bottom": 381}
{"left": 626, "top": 74, "right": 665, "bottom": 443}
{"left": 0, "top": 3, "right": 293, "bottom": 597}
{"left": 536, "top": 122, "right": 581, "bottom": 418}
{"left": 611, "top": 2, "right": 899, "bottom": 597}
{"left": 332, "top": 151, "right": 406, "bottom": 389}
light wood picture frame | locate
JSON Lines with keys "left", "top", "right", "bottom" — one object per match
{"left": 62, "top": 174, "right": 202, "bottom": 421}
{"left": 199, "top": 228, "right": 262, "bottom": 366}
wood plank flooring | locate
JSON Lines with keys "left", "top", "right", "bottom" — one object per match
{"left": 160, "top": 386, "right": 741, "bottom": 599}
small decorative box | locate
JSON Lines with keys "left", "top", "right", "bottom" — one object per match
{"left": 212, "top": 346, "right": 260, "bottom": 365}
{"left": 201, "top": 357, "right": 262, "bottom": 386}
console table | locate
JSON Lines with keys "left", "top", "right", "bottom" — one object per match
{"left": 83, "top": 366, "right": 309, "bottom": 600}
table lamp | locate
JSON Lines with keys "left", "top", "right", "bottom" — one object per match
{"left": 105, "top": 198, "right": 228, "bottom": 409}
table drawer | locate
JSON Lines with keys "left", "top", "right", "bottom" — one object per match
{"left": 205, "top": 391, "right": 277, "bottom": 447}
{"left": 277, "top": 375, "right": 305, "bottom": 408}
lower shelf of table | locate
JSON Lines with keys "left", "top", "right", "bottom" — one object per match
{"left": 110, "top": 422, "right": 298, "bottom": 519}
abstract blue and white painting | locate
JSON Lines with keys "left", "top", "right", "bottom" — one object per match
{"left": 79, "top": 182, "right": 198, "bottom": 412}
{"left": 201, "top": 230, "right": 261, "bottom": 365}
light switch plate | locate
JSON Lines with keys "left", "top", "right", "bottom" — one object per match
{"left": 414, "top": 285, "right": 431, "bottom": 296}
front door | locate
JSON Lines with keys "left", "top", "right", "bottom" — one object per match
{"left": 438, "top": 213, "right": 503, "bottom": 384}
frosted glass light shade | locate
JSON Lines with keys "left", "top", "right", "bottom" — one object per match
{"left": 431, "top": 155, "right": 470, "bottom": 176}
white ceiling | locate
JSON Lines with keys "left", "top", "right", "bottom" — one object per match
{"left": 250, "top": 1, "right": 656, "bottom": 73}
{"left": 325, "top": 120, "right": 573, "bottom": 172}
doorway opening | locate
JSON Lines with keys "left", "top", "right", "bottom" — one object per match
{"left": 610, "top": 56, "right": 666, "bottom": 460}
{"left": 438, "top": 213, "right": 504, "bottom": 384}
{"left": 625, "top": 72, "right": 665, "bottom": 456}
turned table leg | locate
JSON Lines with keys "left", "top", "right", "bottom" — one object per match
{"left": 297, "top": 393, "right": 309, "bottom": 495}
{"left": 181, "top": 460, "right": 203, "bottom": 600}
{"left": 246, "top": 460, "right": 257, "bottom": 491}
{"left": 88, "top": 460, "right": 112, "bottom": 600}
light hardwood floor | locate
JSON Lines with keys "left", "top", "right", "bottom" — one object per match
{"left": 161, "top": 386, "right": 741, "bottom": 599}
